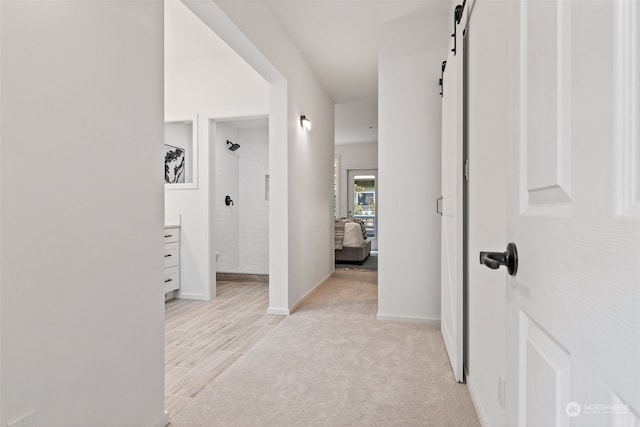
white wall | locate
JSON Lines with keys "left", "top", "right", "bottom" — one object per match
{"left": 335, "top": 142, "right": 378, "bottom": 218}
{"left": 377, "top": 10, "right": 449, "bottom": 322}
{"left": 465, "top": 2, "right": 508, "bottom": 425}
{"left": 215, "top": 122, "right": 240, "bottom": 272}
{"left": 285, "top": 79, "right": 335, "bottom": 308}
{"left": 0, "top": 1, "right": 166, "bottom": 426}
{"left": 335, "top": 99, "right": 378, "bottom": 145}
{"left": 165, "top": 55, "right": 268, "bottom": 300}
{"left": 166, "top": 57, "right": 269, "bottom": 117}
{"left": 238, "top": 127, "right": 270, "bottom": 274}
{"left": 203, "top": 1, "right": 336, "bottom": 312}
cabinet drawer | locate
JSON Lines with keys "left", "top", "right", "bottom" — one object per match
{"left": 164, "top": 266, "right": 179, "bottom": 292}
{"left": 164, "top": 242, "right": 179, "bottom": 268}
{"left": 164, "top": 228, "right": 180, "bottom": 244}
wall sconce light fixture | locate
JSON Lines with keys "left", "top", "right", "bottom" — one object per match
{"left": 300, "top": 115, "right": 311, "bottom": 130}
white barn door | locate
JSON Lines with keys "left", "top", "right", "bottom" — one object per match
{"left": 440, "top": 8, "right": 466, "bottom": 383}
{"left": 497, "top": 1, "right": 640, "bottom": 425}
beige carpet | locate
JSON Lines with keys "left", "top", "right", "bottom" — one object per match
{"left": 170, "top": 270, "right": 480, "bottom": 426}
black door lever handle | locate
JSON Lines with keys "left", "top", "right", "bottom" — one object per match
{"left": 479, "top": 243, "right": 518, "bottom": 276}
{"left": 479, "top": 252, "right": 506, "bottom": 269}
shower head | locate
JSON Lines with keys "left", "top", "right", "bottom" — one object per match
{"left": 227, "top": 140, "right": 240, "bottom": 151}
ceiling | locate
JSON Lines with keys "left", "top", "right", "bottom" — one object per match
{"left": 266, "top": 0, "right": 450, "bottom": 144}
{"left": 166, "top": 0, "right": 450, "bottom": 145}
{"left": 266, "top": 1, "right": 446, "bottom": 105}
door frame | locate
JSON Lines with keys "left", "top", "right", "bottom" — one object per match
{"left": 462, "top": 24, "right": 470, "bottom": 379}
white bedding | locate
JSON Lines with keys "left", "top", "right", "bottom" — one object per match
{"left": 342, "top": 222, "right": 365, "bottom": 247}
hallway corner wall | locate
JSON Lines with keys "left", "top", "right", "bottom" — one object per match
{"left": 0, "top": 1, "right": 165, "bottom": 425}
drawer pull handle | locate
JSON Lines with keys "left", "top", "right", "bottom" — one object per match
{"left": 165, "top": 254, "right": 172, "bottom": 258}
{"left": 165, "top": 234, "right": 172, "bottom": 238}
{"left": 165, "top": 279, "right": 172, "bottom": 283}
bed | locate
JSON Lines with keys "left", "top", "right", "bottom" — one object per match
{"left": 335, "top": 218, "right": 371, "bottom": 263}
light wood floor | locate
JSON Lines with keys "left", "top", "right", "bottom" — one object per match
{"left": 164, "top": 280, "right": 282, "bottom": 419}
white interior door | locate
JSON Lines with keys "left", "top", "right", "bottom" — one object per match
{"left": 501, "top": 1, "right": 640, "bottom": 425}
{"left": 440, "top": 15, "right": 465, "bottom": 383}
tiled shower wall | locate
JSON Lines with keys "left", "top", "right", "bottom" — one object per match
{"left": 238, "top": 127, "right": 269, "bottom": 274}
{"left": 215, "top": 122, "right": 269, "bottom": 274}
{"left": 215, "top": 122, "right": 240, "bottom": 272}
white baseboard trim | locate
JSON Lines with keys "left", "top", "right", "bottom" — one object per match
{"left": 376, "top": 313, "right": 441, "bottom": 325}
{"left": 148, "top": 411, "right": 170, "bottom": 427}
{"left": 267, "top": 307, "right": 290, "bottom": 315}
{"left": 175, "top": 292, "right": 209, "bottom": 301}
{"left": 289, "top": 272, "right": 333, "bottom": 315}
{"left": 465, "top": 373, "right": 490, "bottom": 427}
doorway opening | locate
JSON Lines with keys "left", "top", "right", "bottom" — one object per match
{"left": 212, "top": 117, "right": 270, "bottom": 291}
{"left": 347, "top": 169, "right": 378, "bottom": 251}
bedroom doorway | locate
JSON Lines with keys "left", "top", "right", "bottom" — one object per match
{"left": 347, "top": 169, "right": 377, "bottom": 251}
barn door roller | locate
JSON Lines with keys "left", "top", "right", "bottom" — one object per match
{"left": 450, "top": 0, "right": 466, "bottom": 56}
{"left": 439, "top": 61, "right": 447, "bottom": 97}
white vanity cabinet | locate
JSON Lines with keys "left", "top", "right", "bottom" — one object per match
{"left": 164, "top": 227, "right": 180, "bottom": 294}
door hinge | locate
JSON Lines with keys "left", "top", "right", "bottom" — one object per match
{"left": 450, "top": 0, "right": 466, "bottom": 55}
{"left": 464, "top": 159, "right": 469, "bottom": 181}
